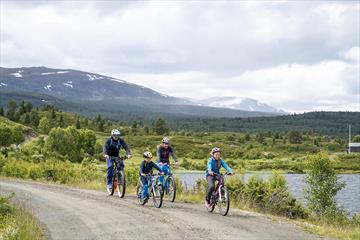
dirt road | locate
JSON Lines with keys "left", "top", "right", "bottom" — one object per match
{"left": 0, "top": 179, "right": 324, "bottom": 240}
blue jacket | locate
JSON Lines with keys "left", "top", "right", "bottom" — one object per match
{"left": 205, "top": 157, "right": 232, "bottom": 177}
{"left": 103, "top": 137, "right": 131, "bottom": 157}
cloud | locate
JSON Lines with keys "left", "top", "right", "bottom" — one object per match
{"left": 0, "top": 0, "right": 359, "bottom": 112}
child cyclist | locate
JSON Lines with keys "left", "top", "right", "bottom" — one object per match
{"left": 139, "top": 151, "right": 164, "bottom": 202}
{"left": 205, "top": 147, "right": 235, "bottom": 208}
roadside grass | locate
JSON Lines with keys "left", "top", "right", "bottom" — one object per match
{"left": 0, "top": 194, "right": 45, "bottom": 240}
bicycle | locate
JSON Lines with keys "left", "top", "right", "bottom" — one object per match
{"left": 136, "top": 173, "right": 164, "bottom": 208}
{"left": 108, "top": 156, "right": 127, "bottom": 198}
{"left": 158, "top": 163, "right": 178, "bottom": 202}
{"left": 206, "top": 172, "right": 233, "bottom": 216}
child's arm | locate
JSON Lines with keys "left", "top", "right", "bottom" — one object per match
{"left": 169, "top": 147, "right": 178, "bottom": 162}
{"left": 152, "top": 162, "right": 163, "bottom": 173}
{"left": 220, "top": 159, "right": 233, "bottom": 173}
{"left": 139, "top": 161, "right": 145, "bottom": 176}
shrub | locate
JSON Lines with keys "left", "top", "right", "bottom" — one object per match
{"left": 304, "top": 152, "right": 346, "bottom": 218}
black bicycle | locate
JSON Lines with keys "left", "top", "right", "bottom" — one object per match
{"left": 108, "top": 156, "right": 126, "bottom": 198}
{"left": 206, "top": 172, "right": 233, "bottom": 216}
{"left": 137, "top": 173, "right": 164, "bottom": 208}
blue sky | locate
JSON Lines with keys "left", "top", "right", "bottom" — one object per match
{"left": 1, "top": 0, "right": 359, "bottom": 112}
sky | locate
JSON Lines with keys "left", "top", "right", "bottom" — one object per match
{"left": 0, "top": 0, "right": 359, "bottom": 113}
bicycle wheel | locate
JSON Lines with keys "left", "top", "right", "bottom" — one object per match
{"left": 165, "top": 176, "right": 176, "bottom": 202}
{"left": 218, "top": 186, "right": 230, "bottom": 216}
{"left": 116, "top": 170, "right": 126, "bottom": 198}
{"left": 152, "top": 179, "right": 163, "bottom": 208}
{"left": 110, "top": 173, "right": 116, "bottom": 196}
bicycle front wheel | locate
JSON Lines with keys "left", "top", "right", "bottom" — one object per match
{"left": 152, "top": 180, "right": 163, "bottom": 208}
{"left": 165, "top": 176, "right": 176, "bottom": 202}
{"left": 218, "top": 186, "right": 230, "bottom": 216}
{"left": 116, "top": 170, "right": 126, "bottom": 198}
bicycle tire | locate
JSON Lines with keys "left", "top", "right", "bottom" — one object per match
{"left": 116, "top": 170, "right": 126, "bottom": 198}
{"left": 218, "top": 186, "right": 230, "bottom": 216}
{"left": 165, "top": 176, "right": 176, "bottom": 202}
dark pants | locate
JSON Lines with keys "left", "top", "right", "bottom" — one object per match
{"left": 206, "top": 175, "right": 217, "bottom": 202}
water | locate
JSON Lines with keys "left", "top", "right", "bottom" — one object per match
{"left": 177, "top": 172, "right": 360, "bottom": 215}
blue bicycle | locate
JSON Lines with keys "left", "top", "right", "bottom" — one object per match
{"left": 158, "top": 163, "right": 177, "bottom": 202}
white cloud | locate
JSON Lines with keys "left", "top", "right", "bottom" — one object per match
{"left": 0, "top": 0, "right": 359, "bottom": 112}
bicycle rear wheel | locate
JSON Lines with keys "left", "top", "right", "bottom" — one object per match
{"left": 116, "top": 170, "right": 126, "bottom": 198}
{"left": 218, "top": 186, "right": 230, "bottom": 216}
{"left": 165, "top": 176, "right": 176, "bottom": 202}
{"left": 152, "top": 179, "right": 163, "bottom": 208}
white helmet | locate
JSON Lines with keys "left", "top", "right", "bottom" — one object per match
{"left": 162, "top": 137, "right": 170, "bottom": 144}
{"left": 111, "top": 129, "right": 121, "bottom": 136}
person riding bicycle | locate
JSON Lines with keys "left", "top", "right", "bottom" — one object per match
{"left": 156, "top": 137, "right": 178, "bottom": 186}
{"left": 103, "top": 129, "right": 132, "bottom": 193}
{"left": 139, "top": 151, "right": 164, "bottom": 201}
{"left": 205, "top": 147, "right": 234, "bottom": 208}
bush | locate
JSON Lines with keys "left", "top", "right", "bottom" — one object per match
{"left": 304, "top": 152, "right": 346, "bottom": 218}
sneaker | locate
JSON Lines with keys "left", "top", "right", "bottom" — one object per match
{"left": 205, "top": 200, "right": 211, "bottom": 208}
{"left": 107, "top": 187, "right": 112, "bottom": 195}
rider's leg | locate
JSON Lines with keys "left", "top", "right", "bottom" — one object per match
{"left": 162, "top": 165, "right": 170, "bottom": 188}
{"left": 106, "top": 158, "right": 114, "bottom": 189}
{"left": 141, "top": 176, "right": 149, "bottom": 199}
{"left": 205, "top": 175, "right": 215, "bottom": 203}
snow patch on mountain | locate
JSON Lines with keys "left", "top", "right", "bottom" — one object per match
{"left": 57, "top": 71, "right": 69, "bottom": 74}
{"left": 87, "top": 74, "right": 103, "bottom": 81}
{"left": 44, "top": 85, "right": 52, "bottom": 91}
{"left": 0, "top": 82, "right": 8, "bottom": 87}
{"left": 10, "top": 70, "right": 23, "bottom": 77}
{"left": 42, "top": 72, "right": 56, "bottom": 75}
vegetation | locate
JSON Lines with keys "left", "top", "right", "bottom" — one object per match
{"left": 0, "top": 193, "right": 45, "bottom": 240}
{"left": 0, "top": 99, "right": 359, "bottom": 239}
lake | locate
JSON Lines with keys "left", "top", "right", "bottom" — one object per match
{"left": 177, "top": 172, "right": 360, "bottom": 215}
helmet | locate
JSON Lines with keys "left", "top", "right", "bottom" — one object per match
{"left": 211, "top": 147, "right": 221, "bottom": 156}
{"left": 111, "top": 129, "right": 121, "bottom": 136}
{"left": 143, "top": 151, "right": 153, "bottom": 158}
{"left": 162, "top": 137, "right": 170, "bottom": 144}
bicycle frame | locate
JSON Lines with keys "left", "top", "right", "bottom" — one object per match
{"left": 212, "top": 173, "right": 228, "bottom": 203}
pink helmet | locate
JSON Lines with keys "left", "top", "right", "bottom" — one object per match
{"left": 211, "top": 147, "right": 221, "bottom": 156}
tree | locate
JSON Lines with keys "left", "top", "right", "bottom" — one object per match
{"left": 352, "top": 135, "right": 360, "bottom": 142}
{"left": 24, "top": 102, "right": 33, "bottom": 113}
{"left": 0, "top": 107, "right": 4, "bottom": 116}
{"left": 12, "top": 126, "right": 24, "bottom": 144}
{"left": 59, "top": 114, "right": 65, "bottom": 128}
{"left": 39, "top": 117, "right": 51, "bottom": 134}
{"left": 79, "top": 129, "right": 96, "bottom": 155}
{"left": 152, "top": 118, "right": 169, "bottom": 135}
{"left": 245, "top": 133, "right": 250, "bottom": 141}
{"left": 75, "top": 117, "right": 81, "bottom": 129}
{"left": 0, "top": 124, "right": 13, "bottom": 147}
{"left": 256, "top": 133, "right": 265, "bottom": 144}
{"left": 304, "top": 152, "right": 345, "bottom": 217}
{"left": 289, "top": 131, "right": 302, "bottom": 144}
{"left": 6, "top": 100, "right": 17, "bottom": 120}
{"left": 30, "top": 110, "right": 40, "bottom": 127}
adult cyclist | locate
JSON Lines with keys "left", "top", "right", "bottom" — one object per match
{"left": 156, "top": 137, "right": 178, "bottom": 186}
{"left": 103, "top": 129, "right": 131, "bottom": 194}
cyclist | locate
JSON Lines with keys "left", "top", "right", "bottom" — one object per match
{"left": 139, "top": 151, "right": 164, "bottom": 201}
{"left": 103, "top": 129, "right": 131, "bottom": 194}
{"left": 205, "top": 147, "right": 234, "bottom": 208}
{"left": 156, "top": 137, "right": 178, "bottom": 187}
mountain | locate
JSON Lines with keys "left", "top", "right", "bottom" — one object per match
{"left": 0, "top": 66, "right": 281, "bottom": 119}
{"left": 197, "top": 96, "right": 286, "bottom": 114}
{"left": 0, "top": 66, "right": 187, "bottom": 104}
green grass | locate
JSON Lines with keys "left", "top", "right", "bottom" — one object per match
{"left": 0, "top": 194, "right": 45, "bottom": 240}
